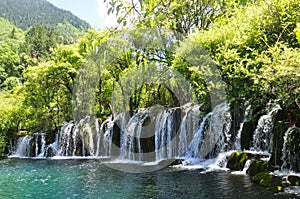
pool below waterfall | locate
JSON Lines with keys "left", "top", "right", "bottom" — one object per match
{"left": 0, "top": 158, "right": 293, "bottom": 199}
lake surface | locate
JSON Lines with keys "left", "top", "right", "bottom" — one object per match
{"left": 0, "top": 158, "right": 293, "bottom": 199}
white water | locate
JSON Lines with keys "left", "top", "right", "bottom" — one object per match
{"left": 14, "top": 135, "right": 33, "bottom": 157}
{"left": 46, "top": 133, "right": 59, "bottom": 157}
{"left": 121, "top": 109, "right": 150, "bottom": 161}
{"left": 178, "top": 103, "right": 201, "bottom": 157}
{"left": 185, "top": 113, "right": 211, "bottom": 158}
{"left": 38, "top": 133, "right": 46, "bottom": 157}
{"left": 12, "top": 103, "right": 233, "bottom": 162}
{"left": 234, "top": 104, "right": 251, "bottom": 151}
{"left": 12, "top": 102, "right": 292, "bottom": 175}
{"left": 85, "top": 116, "right": 95, "bottom": 156}
{"left": 155, "top": 109, "right": 177, "bottom": 161}
{"left": 200, "top": 103, "right": 231, "bottom": 158}
{"left": 280, "top": 127, "right": 300, "bottom": 171}
{"left": 103, "top": 117, "right": 114, "bottom": 157}
{"left": 252, "top": 104, "right": 281, "bottom": 152}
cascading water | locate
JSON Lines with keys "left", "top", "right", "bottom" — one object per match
{"left": 234, "top": 103, "right": 251, "bottom": 151}
{"left": 281, "top": 127, "right": 300, "bottom": 171}
{"left": 122, "top": 109, "right": 150, "bottom": 161}
{"left": 200, "top": 103, "right": 232, "bottom": 158}
{"left": 35, "top": 133, "right": 46, "bottom": 157}
{"left": 155, "top": 109, "right": 178, "bottom": 161}
{"left": 11, "top": 101, "right": 287, "bottom": 174}
{"left": 178, "top": 103, "right": 201, "bottom": 157}
{"left": 252, "top": 104, "right": 281, "bottom": 152}
{"left": 46, "top": 133, "right": 59, "bottom": 157}
{"left": 102, "top": 117, "right": 114, "bottom": 157}
{"left": 185, "top": 113, "right": 211, "bottom": 158}
{"left": 11, "top": 103, "right": 233, "bottom": 161}
{"left": 14, "top": 135, "right": 33, "bottom": 157}
{"left": 59, "top": 122, "right": 76, "bottom": 156}
{"left": 84, "top": 116, "right": 95, "bottom": 156}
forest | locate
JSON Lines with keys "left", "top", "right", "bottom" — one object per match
{"left": 0, "top": 0, "right": 299, "bottom": 158}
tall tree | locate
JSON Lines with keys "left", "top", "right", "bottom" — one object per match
{"left": 23, "top": 25, "right": 58, "bottom": 62}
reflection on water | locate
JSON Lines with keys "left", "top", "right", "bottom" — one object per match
{"left": 0, "top": 159, "right": 293, "bottom": 199}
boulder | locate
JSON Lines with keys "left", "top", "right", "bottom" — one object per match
{"left": 252, "top": 172, "right": 283, "bottom": 193}
{"left": 288, "top": 175, "right": 300, "bottom": 186}
{"left": 226, "top": 152, "right": 250, "bottom": 171}
{"left": 246, "top": 160, "right": 273, "bottom": 176}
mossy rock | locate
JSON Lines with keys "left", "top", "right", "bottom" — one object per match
{"left": 252, "top": 172, "right": 283, "bottom": 193}
{"left": 266, "top": 186, "right": 284, "bottom": 193}
{"left": 247, "top": 160, "right": 273, "bottom": 176}
{"left": 288, "top": 175, "right": 300, "bottom": 186}
{"left": 226, "top": 152, "right": 250, "bottom": 171}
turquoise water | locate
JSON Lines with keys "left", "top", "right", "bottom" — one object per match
{"left": 0, "top": 159, "right": 291, "bottom": 199}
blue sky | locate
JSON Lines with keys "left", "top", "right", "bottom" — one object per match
{"left": 47, "top": 0, "right": 116, "bottom": 29}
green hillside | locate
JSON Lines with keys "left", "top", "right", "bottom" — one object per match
{"left": 0, "top": 0, "right": 90, "bottom": 30}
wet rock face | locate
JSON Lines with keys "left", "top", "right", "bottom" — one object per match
{"left": 240, "top": 120, "right": 256, "bottom": 150}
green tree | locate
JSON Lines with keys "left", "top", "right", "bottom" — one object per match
{"left": 23, "top": 25, "right": 58, "bottom": 62}
{"left": 22, "top": 61, "right": 77, "bottom": 131}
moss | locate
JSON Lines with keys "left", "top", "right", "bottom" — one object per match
{"left": 267, "top": 186, "right": 284, "bottom": 193}
{"left": 253, "top": 172, "right": 272, "bottom": 187}
{"left": 226, "top": 152, "right": 249, "bottom": 171}
{"left": 247, "top": 160, "right": 272, "bottom": 176}
{"left": 288, "top": 175, "right": 300, "bottom": 186}
{"left": 252, "top": 172, "right": 283, "bottom": 193}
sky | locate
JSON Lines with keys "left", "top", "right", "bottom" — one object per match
{"left": 46, "top": 0, "right": 117, "bottom": 29}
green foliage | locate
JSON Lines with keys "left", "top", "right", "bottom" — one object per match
{"left": 106, "top": 0, "right": 252, "bottom": 38}
{"left": 22, "top": 60, "right": 78, "bottom": 131}
{"left": 0, "top": 91, "right": 25, "bottom": 156}
{"left": 55, "top": 23, "right": 85, "bottom": 45}
{"left": 178, "top": 0, "right": 300, "bottom": 110}
{"left": 23, "top": 25, "right": 59, "bottom": 62}
{"left": 296, "top": 23, "right": 300, "bottom": 43}
{"left": 255, "top": 43, "right": 300, "bottom": 110}
{"left": 0, "top": 18, "right": 25, "bottom": 88}
{"left": 0, "top": 0, "right": 299, "bottom": 157}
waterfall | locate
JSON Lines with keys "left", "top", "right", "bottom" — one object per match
{"left": 281, "top": 127, "right": 300, "bottom": 171}
{"left": 118, "top": 112, "right": 130, "bottom": 159}
{"left": 85, "top": 116, "right": 95, "bottom": 156}
{"left": 200, "top": 103, "right": 231, "bottom": 158}
{"left": 59, "top": 122, "right": 76, "bottom": 156}
{"left": 34, "top": 133, "right": 46, "bottom": 157}
{"left": 45, "top": 133, "right": 59, "bottom": 157}
{"left": 155, "top": 109, "right": 177, "bottom": 161}
{"left": 234, "top": 104, "right": 251, "bottom": 151}
{"left": 178, "top": 103, "right": 201, "bottom": 157}
{"left": 38, "top": 133, "right": 46, "bottom": 157}
{"left": 103, "top": 117, "right": 114, "bottom": 157}
{"left": 185, "top": 113, "right": 211, "bottom": 158}
{"left": 121, "top": 109, "right": 149, "bottom": 161}
{"left": 185, "top": 103, "right": 231, "bottom": 159}
{"left": 252, "top": 104, "right": 281, "bottom": 152}
{"left": 15, "top": 135, "right": 33, "bottom": 157}
{"left": 72, "top": 119, "right": 83, "bottom": 156}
